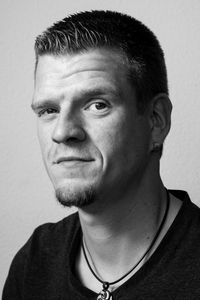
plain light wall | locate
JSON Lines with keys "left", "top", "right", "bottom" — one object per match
{"left": 1, "top": 0, "right": 200, "bottom": 293}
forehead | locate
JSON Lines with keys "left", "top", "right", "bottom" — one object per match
{"left": 34, "top": 49, "right": 130, "bottom": 98}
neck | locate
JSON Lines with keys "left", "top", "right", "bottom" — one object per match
{"left": 77, "top": 161, "right": 167, "bottom": 280}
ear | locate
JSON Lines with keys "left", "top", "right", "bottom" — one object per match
{"left": 149, "top": 93, "right": 172, "bottom": 150}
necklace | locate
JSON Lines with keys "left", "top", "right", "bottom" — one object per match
{"left": 81, "top": 190, "right": 170, "bottom": 300}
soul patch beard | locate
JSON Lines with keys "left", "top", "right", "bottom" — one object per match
{"left": 55, "top": 185, "right": 96, "bottom": 208}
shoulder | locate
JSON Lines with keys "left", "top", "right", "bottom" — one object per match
{"left": 32, "top": 211, "right": 79, "bottom": 240}
{"left": 13, "top": 212, "right": 80, "bottom": 265}
{"left": 28, "top": 212, "right": 79, "bottom": 252}
{"left": 168, "top": 190, "right": 200, "bottom": 254}
{"left": 170, "top": 189, "right": 200, "bottom": 218}
{"left": 3, "top": 213, "right": 80, "bottom": 298}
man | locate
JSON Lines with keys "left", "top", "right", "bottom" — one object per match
{"left": 3, "top": 10, "right": 200, "bottom": 299}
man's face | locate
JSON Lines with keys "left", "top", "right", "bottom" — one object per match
{"left": 32, "top": 49, "right": 152, "bottom": 208}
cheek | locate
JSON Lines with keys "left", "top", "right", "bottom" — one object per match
{"left": 92, "top": 114, "right": 150, "bottom": 172}
{"left": 37, "top": 122, "right": 53, "bottom": 161}
{"left": 90, "top": 117, "right": 128, "bottom": 167}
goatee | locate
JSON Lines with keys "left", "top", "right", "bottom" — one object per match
{"left": 55, "top": 186, "right": 96, "bottom": 208}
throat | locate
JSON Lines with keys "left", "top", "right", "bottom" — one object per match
{"left": 76, "top": 189, "right": 172, "bottom": 293}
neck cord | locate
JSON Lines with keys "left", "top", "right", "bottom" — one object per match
{"left": 81, "top": 189, "right": 170, "bottom": 300}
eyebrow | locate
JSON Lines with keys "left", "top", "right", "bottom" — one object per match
{"left": 31, "top": 86, "right": 121, "bottom": 111}
{"left": 31, "top": 98, "right": 60, "bottom": 111}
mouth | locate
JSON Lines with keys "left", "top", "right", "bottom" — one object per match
{"left": 55, "top": 157, "right": 94, "bottom": 164}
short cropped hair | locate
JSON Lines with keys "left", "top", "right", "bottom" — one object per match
{"left": 35, "top": 10, "right": 168, "bottom": 113}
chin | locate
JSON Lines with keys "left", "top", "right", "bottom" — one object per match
{"left": 55, "top": 182, "right": 97, "bottom": 208}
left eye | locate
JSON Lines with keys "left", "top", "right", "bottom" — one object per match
{"left": 86, "top": 101, "right": 109, "bottom": 113}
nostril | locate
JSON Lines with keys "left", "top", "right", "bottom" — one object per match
{"left": 66, "top": 136, "right": 82, "bottom": 143}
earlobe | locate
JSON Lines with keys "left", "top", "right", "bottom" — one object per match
{"left": 150, "top": 93, "right": 172, "bottom": 147}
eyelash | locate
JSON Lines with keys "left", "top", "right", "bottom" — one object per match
{"left": 38, "top": 108, "right": 58, "bottom": 117}
{"left": 85, "top": 100, "right": 110, "bottom": 112}
{"left": 37, "top": 100, "right": 111, "bottom": 118}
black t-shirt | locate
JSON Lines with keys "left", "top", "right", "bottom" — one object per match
{"left": 3, "top": 190, "right": 200, "bottom": 299}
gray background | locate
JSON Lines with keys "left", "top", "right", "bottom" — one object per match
{"left": 1, "top": 0, "right": 200, "bottom": 293}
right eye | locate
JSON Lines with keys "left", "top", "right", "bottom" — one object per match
{"left": 38, "top": 108, "right": 58, "bottom": 117}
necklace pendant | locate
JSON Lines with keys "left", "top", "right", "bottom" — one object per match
{"left": 97, "top": 282, "right": 112, "bottom": 300}
{"left": 97, "top": 289, "right": 112, "bottom": 300}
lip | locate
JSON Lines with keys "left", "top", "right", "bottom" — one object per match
{"left": 54, "top": 157, "right": 94, "bottom": 164}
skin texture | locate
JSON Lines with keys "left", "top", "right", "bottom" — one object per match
{"left": 32, "top": 48, "right": 176, "bottom": 293}
{"left": 33, "top": 49, "right": 152, "bottom": 208}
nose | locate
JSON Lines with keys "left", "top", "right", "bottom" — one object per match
{"left": 52, "top": 113, "right": 86, "bottom": 144}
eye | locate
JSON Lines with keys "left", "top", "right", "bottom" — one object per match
{"left": 38, "top": 108, "right": 58, "bottom": 118}
{"left": 85, "top": 101, "right": 110, "bottom": 114}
